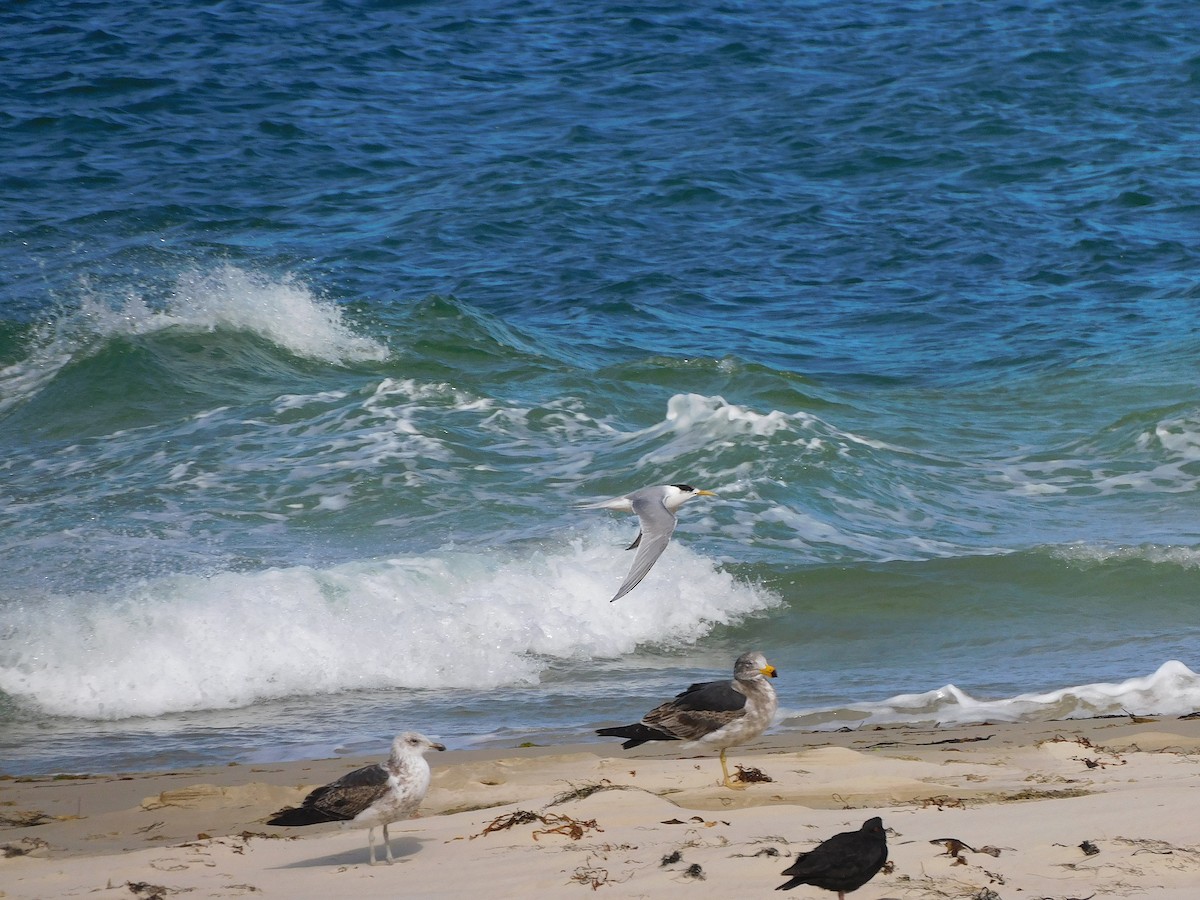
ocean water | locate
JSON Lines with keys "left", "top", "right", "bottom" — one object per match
{"left": 3, "top": 0, "right": 1200, "bottom": 775}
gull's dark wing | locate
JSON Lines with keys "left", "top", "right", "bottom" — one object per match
{"left": 268, "top": 762, "right": 391, "bottom": 826}
{"left": 304, "top": 763, "right": 390, "bottom": 820}
{"left": 641, "top": 678, "right": 747, "bottom": 741}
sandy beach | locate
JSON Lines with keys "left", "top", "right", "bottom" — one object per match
{"left": 4, "top": 715, "right": 1200, "bottom": 899}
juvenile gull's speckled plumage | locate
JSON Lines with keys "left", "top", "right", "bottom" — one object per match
{"left": 267, "top": 731, "right": 445, "bottom": 865}
{"left": 577, "top": 483, "right": 716, "bottom": 602}
{"left": 596, "top": 650, "right": 778, "bottom": 789}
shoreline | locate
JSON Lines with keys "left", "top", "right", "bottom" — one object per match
{"left": 4, "top": 715, "right": 1200, "bottom": 897}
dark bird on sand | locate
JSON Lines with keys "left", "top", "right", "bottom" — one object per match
{"left": 777, "top": 816, "right": 888, "bottom": 897}
{"left": 267, "top": 731, "right": 445, "bottom": 865}
{"left": 596, "top": 650, "right": 777, "bottom": 790}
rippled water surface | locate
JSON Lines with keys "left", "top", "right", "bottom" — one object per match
{"left": 3, "top": 0, "right": 1200, "bottom": 774}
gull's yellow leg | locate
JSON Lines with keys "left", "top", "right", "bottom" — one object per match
{"left": 720, "top": 748, "right": 746, "bottom": 790}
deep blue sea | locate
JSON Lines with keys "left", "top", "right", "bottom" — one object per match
{"left": 3, "top": 0, "right": 1200, "bottom": 775}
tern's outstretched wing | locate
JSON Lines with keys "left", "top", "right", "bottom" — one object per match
{"left": 610, "top": 494, "right": 677, "bottom": 602}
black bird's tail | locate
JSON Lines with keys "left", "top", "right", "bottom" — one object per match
{"left": 595, "top": 723, "right": 679, "bottom": 749}
{"left": 267, "top": 806, "right": 341, "bottom": 827}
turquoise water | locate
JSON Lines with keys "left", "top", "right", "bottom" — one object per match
{"left": 3, "top": 0, "right": 1200, "bottom": 774}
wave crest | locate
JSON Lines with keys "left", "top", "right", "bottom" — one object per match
{"left": 783, "top": 660, "right": 1200, "bottom": 729}
{"left": 0, "top": 535, "right": 778, "bottom": 720}
{"left": 0, "top": 265, "right": 385, "bottom": 414}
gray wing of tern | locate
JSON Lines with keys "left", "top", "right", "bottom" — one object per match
{"left": 610, "top": 492, "right": 678, "bottom": 602}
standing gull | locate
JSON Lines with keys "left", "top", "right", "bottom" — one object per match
{"left": 267, "top": 731, "right": 445, "bottom": 865}
{"left": 596, "top": 650, "right": 778, "bottom": 789}
{"left": 776, "top": 817, "right": 889, "bottom": 897}
{"left": 578, "top": 483, "right": 716, "bottom": 602}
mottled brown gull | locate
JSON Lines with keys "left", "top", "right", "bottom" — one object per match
{"left": 596, "top": 650, "right": 777, "bottom": 789}
{"left": 267, "top": 731, "right": 445, "bottom": 865}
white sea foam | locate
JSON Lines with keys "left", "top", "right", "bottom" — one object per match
{"left": 630, "top": 393, "right": 837, "bottom": 466}
{"left": 646, "top": 393, "right": 912, "bottom": 454}
{"left": 0, "top": 531, "right": 778, "bottom": 720}
{"left": 159, "top": 265, "right": 388, "bottom": 362}
{"left": 1144, "top": 411, "right": 1200, "bottom": 460}
{"left": 782, "top": 660, "right": 1200, "bottom": 730}
{"left": 992, "top": 408, "right": 1200, "bottom": 500}
{"left": 1050, "top": 542, "right": 1200, "bottom": 568}
{"left": 0, "top": 266, "right": 385, "bottom": 413}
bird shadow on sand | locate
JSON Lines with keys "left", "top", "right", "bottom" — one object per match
{"left": 277, "top": 836, "right": 423, "bottom": 868}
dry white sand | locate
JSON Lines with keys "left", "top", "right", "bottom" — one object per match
{"left": 4, "top": 715, "right": 1200, "bottom": 898}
